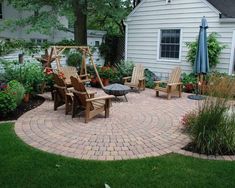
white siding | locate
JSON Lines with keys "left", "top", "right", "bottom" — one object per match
{"left": 126, "top": 0, "right": 235, "bottom": 76}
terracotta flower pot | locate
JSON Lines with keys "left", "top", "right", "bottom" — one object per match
{"left": 102, "top": 78, "right": 110, "bottom": 86}
{"left": 185, "top": 83, "right": 194, "bottom": 93}
{"left": 23, "top": 93, "right": 30, "bottom": 103}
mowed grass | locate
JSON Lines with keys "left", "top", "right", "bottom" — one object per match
{"left": 1, "top": 123, "right": 235, "bottom": 188}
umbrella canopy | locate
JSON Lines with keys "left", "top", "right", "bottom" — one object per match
{"left": 194, "top": 16, "right": 209, "bottom": 74}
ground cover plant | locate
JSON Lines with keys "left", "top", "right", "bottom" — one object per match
{"left": 1, "top": 123, "right": 235, "bottom": 188}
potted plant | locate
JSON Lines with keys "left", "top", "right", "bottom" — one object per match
{"left": 23, "top": 84, "right": 33, "bottom": 103}
{"left": 99, "top": 66, "right": 113, "bottom": 86}
{"left": 181, "top": 73, "right": 197, "bottom": 93}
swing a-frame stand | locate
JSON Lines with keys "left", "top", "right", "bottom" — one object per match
{"left": 49, "top": 45, "right": 104, "bottom": 88}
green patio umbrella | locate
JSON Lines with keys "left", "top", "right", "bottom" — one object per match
{"left": 188, "top": 16, "right": 209, "bottom": 100}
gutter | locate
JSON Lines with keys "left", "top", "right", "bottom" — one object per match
{"left": 219, "top": 18, "right": 235, "bottom": 23}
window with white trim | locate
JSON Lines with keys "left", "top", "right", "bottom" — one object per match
{"left": 0, "top": 3, "right": 3, "bottom": 19}
{"left": 160, "top": 29, "right": 180, "bottom": 59}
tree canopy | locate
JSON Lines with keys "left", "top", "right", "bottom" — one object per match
{"left": 0, "top": 0, "right": 142, "bottom": 45}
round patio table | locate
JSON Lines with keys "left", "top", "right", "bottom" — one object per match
{"left": 103, "top": 83, "right": 130, "bottom": 102}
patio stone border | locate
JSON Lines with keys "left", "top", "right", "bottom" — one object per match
{"left": 0, "top": 120, "right": 16, "bottom": 124}
{"left": 175, "top": 149, "right": 235, "bottom": 161}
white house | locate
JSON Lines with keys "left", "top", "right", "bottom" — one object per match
{"left": 125, "top": 0, "right": 235, "bottom": 77}
{"left": 0, "top": 1, "right": 106, "bottom": 65}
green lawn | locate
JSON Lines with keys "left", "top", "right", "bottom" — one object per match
{"left": 1, "top": 123, "right": 235, "bottom": 188}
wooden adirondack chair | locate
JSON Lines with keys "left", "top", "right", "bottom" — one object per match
{"left": 154, "top": 67, "right": 182, "bottom": 100}
{"left": 53, "top": 74, "right": 73, "bottom": 114}
{"left": 123, "top": 64, "right": 145, "bottom": 91}
{"left": 58, "top": 66, "right": 79, "bottom": 85}
{"left": 58, "top": 66, "right": 90, "bottom": 86}
{"left": 70, "top": 76, "right": 114, "bottom": 123}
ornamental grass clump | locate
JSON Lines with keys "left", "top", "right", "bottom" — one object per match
{"left": 186, "top": 76, "right": 235, "bottom": 155}
{"left": 7, "top": 80, "right": 25, "bottom": 106}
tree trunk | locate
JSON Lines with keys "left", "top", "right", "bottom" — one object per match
{"left": 73, "top": 0, "right": 87, "bottom": 45}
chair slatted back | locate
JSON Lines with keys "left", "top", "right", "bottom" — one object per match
{"left": 131, "top": 64, "right": 144, "bottom": 85}
{"left": 70, "top": 76, "right": 94, "bottom": 110}
{"left": 53, "top": 73, "right": 66, "bottom": 100}
{"left": 59, "top": 66, "right": 78, "bottom": 83}
{"left": 168, "top": 67, "right": 181, "bottom": 84}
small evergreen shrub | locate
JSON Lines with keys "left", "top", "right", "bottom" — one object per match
{"left": 0, "top": 90, "right": 17, "bottom": 117}
{"left": 66, "top": 52, "right": 82, "bottom": 68}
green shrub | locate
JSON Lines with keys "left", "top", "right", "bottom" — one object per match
{"left": 144, "top": 69, "right": 157, "bottom": 89}
{"left": 7, "top": 80, "right": 25, "bottom": 106}
{"left": 66, "top": 52, "right": 82, "bottom": 68}
{"left": 0, "top": 90, "right": 17, "bottom": 117}
{"left": 1, "top": 60, "right": 45, "bottom": 94}
{"left": 186, "top": 32, "right": 226, "bottom": 68}
{"left": 115, "top": 60, "right": 134, "bottom": 78}
{"left": 185, "top": 76, "right": 235, "bottom": 155}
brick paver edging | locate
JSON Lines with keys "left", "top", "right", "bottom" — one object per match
{"left": 14, "top": 89, "right": 235, "bottom": 161}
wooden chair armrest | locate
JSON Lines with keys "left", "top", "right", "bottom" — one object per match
{"left": 167, "top": 82, "right": 183, "bottom": 86}
{"left": 123, "top": 76, "right": 131, "bottom": 80}
{"left": 71, "top": 89, "right": 87, "bottom": 95}
{"left": 54, "top": 84, "right": 66, "bottom": 90}
{"left": 66, "top": 92, "right": 74, "bottom": 97}
{"left": 71, "top": 89, "right": 96, "bottom": 96}
{"left": 86, "top": 95, "right": 115, "bottom": 102}
{"left": 87, "top": 91, "right": 97, "bottom": 95}
{"left": 67, "top": 87, "right": 74, "bottom": 91}
{"left": 154, "top": 80, "right": 168, "bottom": 84}
{"left": 139, "top": 77, "right": 145, "bottom": 81}
{"left": 80, "top": 74, "right": 90, "bottom": 77}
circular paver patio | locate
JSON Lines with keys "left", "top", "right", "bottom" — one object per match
{"left": 15, "top": 89, "right": 197, "bottom": 160}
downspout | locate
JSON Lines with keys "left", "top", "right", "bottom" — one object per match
{"left": 124, "top": 20, "right": 128, "bottom": 61}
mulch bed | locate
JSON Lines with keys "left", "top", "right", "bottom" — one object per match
{"left": 0, "top": 95, "right": 45, "bottom": 122}
{"left": 183, "top": 142, "right": 235, "bottom": 156}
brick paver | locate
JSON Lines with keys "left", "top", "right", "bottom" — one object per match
{"left": 15, "top": 89, "right": 200, "bottom": 160}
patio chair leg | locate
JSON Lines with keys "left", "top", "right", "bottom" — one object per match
{"left": 124, "top": 95, "right": 128, "bottom": 102}
{"left": 179, "top": 85, "right": 182, "bottom": 98}
{"left": 65, "top": 96, "right": 69, "bottom": 115}
{"left": 156, "top": 91, "right": 159, "bottom": 97}
{"left": 105, "top": 99, "right": 110, "bottom": 118}
{"left": 72, "top": 99, "right": 76, "bottom": 118}
{"left": 85, "top": 102, "right": 91, "bottom": 123}
{"left": 54, "top": 91, "right": 58, "bottom": 111}
{"left": 167, "top": 93, "right": 171, "bottom": 100}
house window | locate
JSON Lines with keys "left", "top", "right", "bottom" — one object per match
{"left": 0, "top": 3, "right": 3, "bottom": 19}
{"left": 31, "top": 38, "right": 47, "bottom": 44}
{"left": 95, "top": 41, "right": 100, "bottom": 47}
{"left": 160, "top": 29, "right": 180, "bottom": 59}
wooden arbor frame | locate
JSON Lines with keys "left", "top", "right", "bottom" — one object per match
{"left": 48, "top": 46, "right": 104, "bottom": 88}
